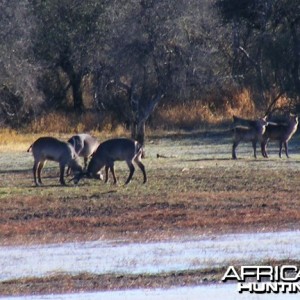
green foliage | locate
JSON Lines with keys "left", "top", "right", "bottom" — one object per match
{"left": 1, "top": 0, "right": 300, "bottom": 129}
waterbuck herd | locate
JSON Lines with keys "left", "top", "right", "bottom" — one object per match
{"left": 27, "top": 113, "right": 299, "bottom": 186}
{"left": 232, "top": 114, "right": 298, "bottom": 160}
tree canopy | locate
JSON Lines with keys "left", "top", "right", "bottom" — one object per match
{"left": 0, "top": 0, "right": 299, "bottom": 131}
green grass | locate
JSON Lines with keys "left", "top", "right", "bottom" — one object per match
{"left": 1, "top": 129, "right": 300, "bottom": 244}
{"left": 1, "top": 129, "right": 300, "bottom": 198}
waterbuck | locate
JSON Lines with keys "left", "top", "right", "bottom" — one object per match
{"left": 261, "top": 114, "right": 298, "bottom": 158}
{"left": 232, "top": 115, "right": 267, "bottom": 128}
{"left": 79, "top": 138, "right": 147, "bottom": 185}
{"left": 67, "top": 133, "right": 99, "bottom": 173}
{"left": 27, "top": 137, "right": 83, "bottom": 186}
{"left": 232, "top": 117, "right": 268, "bottom": 159}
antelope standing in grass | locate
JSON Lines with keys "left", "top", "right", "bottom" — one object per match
{"left": 76, "top": 138, "right": 147, "bottom": 185}
{"left": 27, "top": 137, "right": 83, "bottom": 186}
{"left": 67, "top": 133, "right": 99, "bottom": 174}
{"left": 261, "top": 114, "right": 298, "bottom": 158}
{"left": 232, "top": 117, "right": 268, "bottom": 159}
{"left": 232, "top": 115, "right": 267, "bottom": 128}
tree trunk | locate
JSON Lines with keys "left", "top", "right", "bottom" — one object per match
{"left": 290, "top": 22, "right": 300, "bottom": 97}
{"left": 130, "top": 120, "right": 145, "bottom": 145}
{"left": 136, "top": 120, "right": 146, "bottom": 147}
{"left": 129, "top": 89, "right": 163, "bottom": 147}
{"left": 231, "top": 19, "right": 240, "bottom": 77}
{"left": 60, "top": 56, "right": 83, "bottom": 113}
{"left": 131, "top": 121, "right": 137, "bottom": 142}
{"left": 71, "top": 75, "right": 84, "bottom": 113}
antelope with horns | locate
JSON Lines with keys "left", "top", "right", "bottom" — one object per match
{"left": 261, "top": 114, "right": 298, "bottom": 158}
{"left": 27, "top": 137, "right": 83, "bottom": 186}
{"left": 232, "top": 117, "right": 268, "bottom": 159}
{"left": 76, "top": 138, "right": 147, "bottom": 185}
{"left": 232, "top": 115, "right": 268, "bottom": 128}
{"left": 67, "top": 133, "right": 99, "bottom": 173}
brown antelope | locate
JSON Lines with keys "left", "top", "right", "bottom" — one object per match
{"left": 232, "top": 115, "right": 267, "bottom": 128}
{"left": 261, "top": 114, "right": 298, "bottom": 158}
{"left": 232, "top": 117, "right": 268, "bottom": 159}
{"left": 67, "top": 133, "right": 99, "bottom": 174}
{"left": 76, "top": 138, "right": 146, "bottom": 185}
{"left": 27, "top": 137, "right": 83, "bottom": 186}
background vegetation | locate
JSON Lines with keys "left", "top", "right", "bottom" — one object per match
{"left": 1, "top": 0, "right": 300, "bottom": 136}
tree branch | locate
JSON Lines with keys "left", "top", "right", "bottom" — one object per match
{"left": 238, "top": 46, "right": 259, "bottom": 67}
{"left": 265, "top": 91, "right": 285, "bottom": 116}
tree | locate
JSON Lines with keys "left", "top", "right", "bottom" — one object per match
{"left": 0, "top": 0, "right": 243, "bottom": 129}
{"left": 93, "top": 0, "right": 230, "bottom": 142}
{"left": 30, "top": 0, "right": 106, "bottom": 113}
{"left": 216, "top": 0, "right": 300, "bottom": 111}
{"left": 0, "top": 0, "right": 42, "bottom": 127}
{"left": 92, "top": 0, "right": 181, "bottom": 144}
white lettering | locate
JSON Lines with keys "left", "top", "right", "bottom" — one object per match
{"left": 281, "top": 265, "right": 298, "bottom": 282}
{"left": 221, "top": 266, "right": 241, "bottom": 282}
{"left": 237, "top": 283, "right": 252, "bottom": 293}
{"left": 241, "top": 266, "right": 257, "bottom": 281}
{"left": 256, "top": 266, "right": 273, "bottom": 282}
{"left": 224, "top": 265, "right": 300, "bottom": 294}
{"left": 238, "top": 282, "right": 300, "bottom": 293}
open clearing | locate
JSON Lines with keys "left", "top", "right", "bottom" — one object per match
{"left": 1, "top": 129, "right": 300, "bottom": 296}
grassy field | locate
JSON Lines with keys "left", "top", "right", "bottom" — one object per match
{"left": 1, "top": 128, "right": 300, "bottom": 295}
{"left": 1, "top": 128, "right": 300, "bottom": 245}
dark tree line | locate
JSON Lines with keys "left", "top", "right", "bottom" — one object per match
{"left": 216, "top": 0, "right": 300, "bottom": 112}
{"left": 0, "top": 0, "right": 300, "bottom": 141}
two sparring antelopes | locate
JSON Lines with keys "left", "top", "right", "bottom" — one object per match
{"left": 28, "top": 135, "right": 147, "bottom": 186}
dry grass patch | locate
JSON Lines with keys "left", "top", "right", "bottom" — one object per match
{"left": 0, "top": 268, "right": 224, "bottom": 296}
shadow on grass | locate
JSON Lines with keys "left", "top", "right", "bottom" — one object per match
{"left": 0, "top": 166, "right": 58, "bottom": 175}
{"left": 150, "top": 128, "right": 232, "bottom": 143}
{"left": 0, "top": 168, "right": 32, "bottom": 174}
{"left": 185, "top": 158, "right": 233, "bottom": 162}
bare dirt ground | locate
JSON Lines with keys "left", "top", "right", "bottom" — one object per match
{"left": 1, "top": 130, "right": 300, "bottom": 295}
